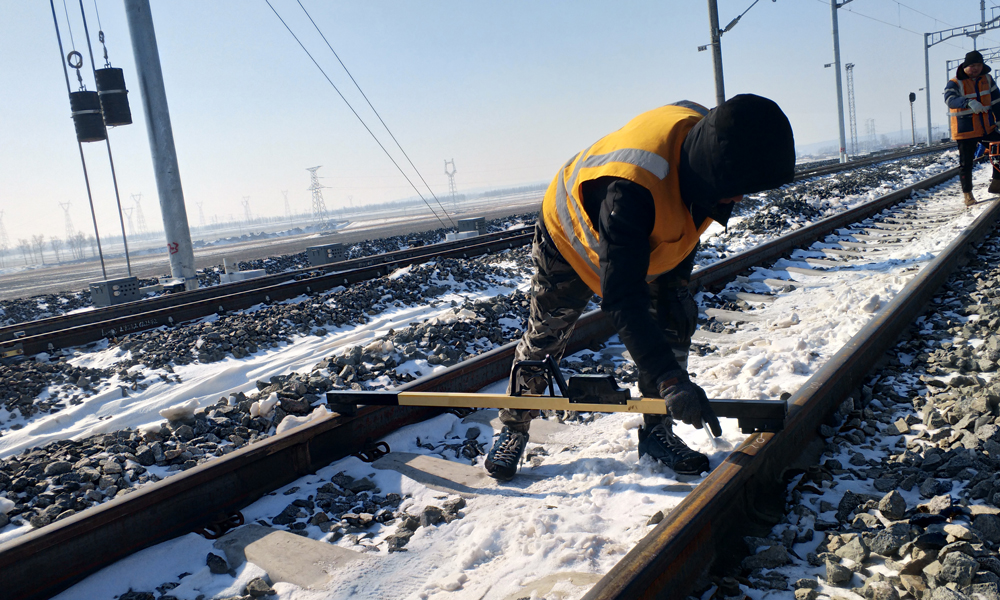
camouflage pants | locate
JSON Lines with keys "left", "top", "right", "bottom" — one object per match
{"left": 501, "top": 222, "right": 692, "bottom": 432}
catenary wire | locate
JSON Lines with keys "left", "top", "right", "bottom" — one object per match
{"left": 263, "top": 0, "right": 455, "bottom": 230}
{"left": 295, "top": 0, "right": 456, "bottom": 232}
{"left": 61, "top": 0, "right": 76, "bottom": 51}
{"left": 816, "top": 0, "right": 974, "bottom": 52}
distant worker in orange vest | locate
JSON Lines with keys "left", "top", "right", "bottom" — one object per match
{"left": 484, "top": 95, "right": 795, "bottom": 481}
{"left": 945, "top": 50, "right": 1000, "bottom": 206}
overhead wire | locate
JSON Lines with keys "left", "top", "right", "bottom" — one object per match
{"left": 61, "top": 0, "right": 76, "bottom": 50}
{"left": 263, "top": 0, "right": 455, "bottom": 230}
{"left": 879, "top": 0, "right": 1000, "bottom": 48}
{"left": 294, "top": 0, "right": 456, "bottom": 230}
{"left": 816, "top": 0, "right": 973, "bottom": 52}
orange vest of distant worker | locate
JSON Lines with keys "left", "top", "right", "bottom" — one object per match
{"left": 541, "top": 104, "right": 713, "bottom": 295}
{"left": 949, "top": 75, "right": 997, "bottom": 140}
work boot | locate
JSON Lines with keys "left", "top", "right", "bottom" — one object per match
{"left": 965, "top": 192, "right": 977, "bottom": 207}
{"left": 990, "top": 180, "right": 1000, "bottom": 194}
{"left": 485, "top": 426, "right": 529, "bottom": 481}
{"left": 637, "top": 422, "right": 710, "bottom": 475}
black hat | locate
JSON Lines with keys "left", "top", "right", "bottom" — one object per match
{"left": 680, "top": 94, "right": 795, "bottom": 202}
{"left": 962, "top": 51, "right": 985, "bottom": 68}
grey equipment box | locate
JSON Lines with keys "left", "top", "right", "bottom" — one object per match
{"left": 307, "top": 243, "right": 347, "bottom": 267}
{"left": 90, "top": 276, "right": 140, "bottom": 307}
{"left": 457, "top": 217, "right": 487, "bottom": 236}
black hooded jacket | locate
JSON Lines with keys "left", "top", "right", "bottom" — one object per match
{"left": 561, "top": 96, "right": 794, "bottom": 387}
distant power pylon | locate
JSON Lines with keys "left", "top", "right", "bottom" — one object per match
{"left": 865, "top": 119, "right": 877, "bottom": 153}
{"left": 444, "top": 159, "right": 458, "bottom": 208}
{"left": 132, "top": 193, "right": 148, "bottom": 236}
{"left": 845, "top": 63, "right": 858, "bottom": 157}
{"left": 124, "top": 207, "right": 135, "bottom": 236}
{"left": 0, "top": 210, "right": 10, "bottom": 268}
{"left": 196, "top": 201, "right": 206, "bottom": 227}
{"left": 306, "top": 166, "right": 328, "bottom": 222}
{"left": 241, "top": 197, "right": 253, "bottom": 225}
{"left": 59, "top": 201, "right": 75, "bottom": 242}
{"left": 282, "top": 190, "right": 292, "bottom": 223}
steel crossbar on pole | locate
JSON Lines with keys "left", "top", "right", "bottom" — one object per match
{"left": 924, "top": 3, "right": 1000, "bottom": 146}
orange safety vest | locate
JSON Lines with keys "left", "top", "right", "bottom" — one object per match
{"left": 541, "top": 104, "right": 713, "bottom": 296}
{"left": 949, "top": 75, "right": 996, "bottom": 140}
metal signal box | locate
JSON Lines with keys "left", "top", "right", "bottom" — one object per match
{"left": 90, "top": 277, "right": 140, "bottom": 307}
{"left": 307, "top": 243, "right": 347, "bottom": 267}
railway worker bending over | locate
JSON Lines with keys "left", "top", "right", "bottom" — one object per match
{"left": 945, "top": 50, "right": 1000, "bottom": 207}
{"left": 484, "top": 95, "right": 796, "bottom": 481}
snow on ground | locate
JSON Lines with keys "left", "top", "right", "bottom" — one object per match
{"left": 24, "top": 155, "right": 993, "bottom": 600}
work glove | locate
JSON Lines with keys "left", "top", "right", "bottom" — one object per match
{"left": 969, "top": 99, "right": 987, "bottom": 114}
{"left": 657, "top": 369, "right": 722, "bottom": 436}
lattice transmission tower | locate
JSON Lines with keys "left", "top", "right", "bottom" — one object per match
{"left": 124, "top": 207, "right": 135, "bottom": 236}
{"left": 242, "top": 197, "right": 253, "bottom": 224}
{"left": 444, "top": 159, "right": 458, "bottom": 208}
{"left": 845, "top": 63, "right": 858, "bottom": 157}
{"left": 865, "top": 119, "right": 877, "bottom": 153}
{"left": 59, "top": 201, "right": 75, "bottom": 241}
{"left": 132, "top": 193, "right": 148, "bottom": 236}
{"left": 283, "top": 191, "right": 292, "bottom": 223}
{"left": 306, "top": 166, "right": 328, "bottom": 222}
{"left": 195, "top": 201, "right": 206, "bottom": 227}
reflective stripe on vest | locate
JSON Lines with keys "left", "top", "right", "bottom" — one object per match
{"left": 950, "top": 75, "right": 996, "bottom": 140}
{"left": 542, "top": 104, "right": 711, "bottom": 295}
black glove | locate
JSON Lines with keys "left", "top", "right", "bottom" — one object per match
{"left": 658, "top": 369, "right": 722, "bottom": 436}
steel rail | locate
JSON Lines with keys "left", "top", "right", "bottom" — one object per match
{"left": 0, "top": 164, "right": 963, "bottom": 599}
{"left": 793, "top": 141, "right": 954, "bottom": 179}
{"left": 0, "top": 227, "right": 533, "bottom": 344}
{"left": 584, "top": 188, "right": 1000, "bottom": 599}
{"left": 0, "top": 143, "right": 953, "bottom": 350}
{"left": 0, "top": 232, "right": 532, "bottom": 358}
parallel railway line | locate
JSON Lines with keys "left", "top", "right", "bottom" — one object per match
{"left": 0, "top": 143, "right": 955, "bottom": 362}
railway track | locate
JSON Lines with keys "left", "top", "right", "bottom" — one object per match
{"left": 0, "top": 143, "right": 955, "bottom": 363}
{"left": 0, "top": 160, "right": 982, "bottom": 598}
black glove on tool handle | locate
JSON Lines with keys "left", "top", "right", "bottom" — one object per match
{"left": 658, "top": 369, "right": 723, "bottom": 436}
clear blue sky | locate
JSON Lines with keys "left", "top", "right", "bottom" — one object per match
{"left": 0, "top": 0, "right": 994, "bottom": 241}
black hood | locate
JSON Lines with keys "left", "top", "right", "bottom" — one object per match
{"left": 679, "top": 94, "right": 795, "bottom": 224}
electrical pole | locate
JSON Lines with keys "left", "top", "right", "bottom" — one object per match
{"left": 59, "top": 201, "right": 75, "bottom": 242}
{"left": 241, "top": 196, "right": 253, "bottom": 225}
{"left": 700, "top": 0, "right": 773, "bottom": 108}
{"left": 444, "top": 159, "right": 458, "bottom": 209}
{"left": 846, "top": 62, "right": 858, "bottom": 156}
{"left": 124, "top": 0, "right": 197, "bottom": 290}
{"left": 307, "top": 166, "right": 328, "bottom": 223}
{"left": 909, "top": 92, "right": 917, "bottom": 146}
{"left": 830, "top": 0, "right": 855, "bottom": 163}
{"left": 132, "top": 193, "right": 148, "bottom": 236}
{"left": 282, "top": 190, "right": 291, "bottom": 223}
{"left": 706, "top": 0, "right": 725, "bottom": 106}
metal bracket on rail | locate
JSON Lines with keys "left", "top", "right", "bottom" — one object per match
{"left": 195, "top": 510, "right": 245, "bottom": 539}
{"left": 327, "top": 358, "right": 786, "bottom": 433}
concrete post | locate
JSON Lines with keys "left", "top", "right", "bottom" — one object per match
{"left": 707, "top": 0, "right": 725, "bottom": 106}
{"left": 123, "top": 0, "right": 197, "bottom": 290}
{"left": 831, "top": 0, "right": 848, "bottom": 163}
{"left": 925, "top": 35, "right": 933, "bottom": 147}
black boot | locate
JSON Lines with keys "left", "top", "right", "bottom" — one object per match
{"left": 637, "top": 422, "right": 709, "bottom": 475}
{"left": 990, "top": 179, "right": 1000, "bottom": 194}
{"left": 485, "top": 426, "right": 529, "bottom": 481}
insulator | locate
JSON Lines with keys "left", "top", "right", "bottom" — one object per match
{"left": 95, "top": 68, "right": 132, "bottom": 127}
{"left": 69, "top": 90, "right": 107, "bottom": 143}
